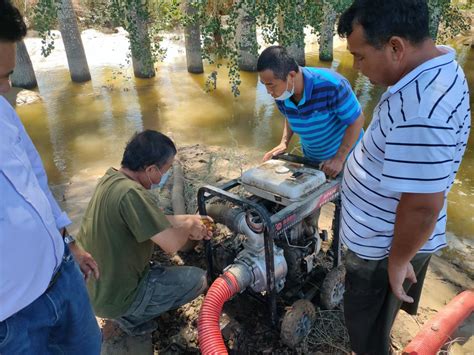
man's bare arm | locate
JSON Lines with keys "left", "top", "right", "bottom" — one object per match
{"left": 388, "top": 191, "right": 444, "bottom": 302}
{"left": 321, "top": 113, "right": 365, "bottom": 177}
{"left": 263, "top": 118, "right": 294, "bottom": 161}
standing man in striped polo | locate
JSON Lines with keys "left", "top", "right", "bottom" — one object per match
{"left": 337, "top": 0, "right": 471, "bottom": 354}
{"left": 258, "top": 46, "right": 365, "bottom": 177}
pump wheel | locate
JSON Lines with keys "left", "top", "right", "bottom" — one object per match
{"left": 320, "top": 266, "right": 346, "bottom": 310}
{"left": 280, "top": 299, "right": 316, "bottom": 348}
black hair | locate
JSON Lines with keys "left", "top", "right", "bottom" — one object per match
{"left": 257, "top": 46, "right": 299, "bottom": 80}
{"left": 0, "top": 0, "right": 27, "bottom": 42}
{"left": 337, "top": 0, "right": 430, "bottom": 48}
{"left": 121, "top": 130, "right": 177, "bottom": 171}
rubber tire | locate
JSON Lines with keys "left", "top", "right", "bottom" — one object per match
{"left": 280, "top": 299, "right": 316, "bottom": 348}
{"left": 320, "top": 266, "right": 346, "bottom": 310}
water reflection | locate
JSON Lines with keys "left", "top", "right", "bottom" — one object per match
{"left": 253, "top": 80, "right": 278, "bottom": 150}
{"left": 353, "top": 73, "right": 373, "bottom": 110}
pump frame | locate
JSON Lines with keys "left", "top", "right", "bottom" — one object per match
{"left": 197, "top": 154, "right": 342, "bottom": 327}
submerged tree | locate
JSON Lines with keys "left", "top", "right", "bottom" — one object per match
{"left": 11, "top": 1, "right": 37, "bottom": 89}
{"left": 33, "top": 0, "right": 91, "bottom": 82}
{"left": 110, "top": 0, "right": 179, "bottom": 78}
{"left": 183, "top": 0, "right": 204, "bottom": 74}
{"left": 235, "top": 0, "right": 258, "bottom": 71}
{"left": 305, "top": 0, "right": 351, "bottom": 62}
{"left": 318, "top": 0, "right": 337, "bottom": 61}
{"left": 33, "top": 0, "right": 177, "bottom": 80}
{"left": 11, "top": 40, "right": 38, "bottom": 89}
{"left": 128, "top": 0, "right": 156, "bottom": 78}
{"left": 428, "top": 0, "right": 470, "bottom": 42}
{"left": 193, "top": 0, "right": 242, "bottom": 94}
{"left": 428, "top": 0, "right": 445, "bottom": 39}
{"left": 284, "top": 0, "right": 306, "bottom": 66}
{"left": 258, "top": 0, "right": 306, "bottom": 66}
{"left": 57, "top": 0, "right": 91, "bottom": 82}
{"left": 29, "top": 0, "right": 471, "bottom": 95}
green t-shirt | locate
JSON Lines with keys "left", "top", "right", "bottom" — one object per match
{"left": 77, "top": 168, "right": 171, "bottom": 318}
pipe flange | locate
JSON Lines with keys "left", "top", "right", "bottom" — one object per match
{"left": 245, "top": 210, "right": 265, "bottom": 234}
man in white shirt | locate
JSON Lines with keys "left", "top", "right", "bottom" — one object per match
{"left": 0, "top": 1, "right": 101, "bottom": 353}
{"left": 337, "top": 0, "right": 470, "bottom": 354}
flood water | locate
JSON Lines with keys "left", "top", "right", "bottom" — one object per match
{"left": 12, "top": 32, "right": 474, "bottom": 268}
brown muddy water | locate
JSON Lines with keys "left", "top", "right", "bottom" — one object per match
{"left": 12, "top": 30, "right": 474, "bottom": 271}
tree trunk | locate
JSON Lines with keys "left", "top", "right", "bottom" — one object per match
{"left": 235, "top": 0, "right": 257, "bottom": 71}
{"left": 280, "top": 1, "right": 305, "bottom": 66}
{"left": 319, "top": 1, "right": 336, "bottom": 62}
{"left": 129, "top": 1, "right": 156, "bottom": 78}
{"left": 183, "top": 0, "right": 203, "bottom": 74}
{"left": 57, "top": 0, "right": 91, "bottom": 82}
{"left": 11, "top": 40, "right": 37, "bottom": 89}
{"left": 287, "top": 41, "right": 305, "bottom": 66}
{"left": 428, "top": 0, "right": 443, "bottom": 41}
{"left": 171, "top": 160, "right": 186, "bottom": 215}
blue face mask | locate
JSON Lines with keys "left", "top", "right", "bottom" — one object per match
{"left": 146, "top": 167, "right": 171, "bottom": 190}
{"left": 157, "top": 170, "right": 171, "bottom": 188}
{"left": 275, "top": 77, "right": 295, "bottom": 101}
{"left": 146, "top": 166, "right": 164, "bottom": 190}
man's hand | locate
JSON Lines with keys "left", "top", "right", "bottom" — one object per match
{"left": 321, "top": 156, "right": 344, "bottom": 178}
{"left": 184, "top": 215, "right": 215, "bottom": 240}
{"left": 69, "top": 243, "right": 100, "bottom": 281}
{"left": 263, "top": 142, "right": 288, "bottom": 162}
{"left": 152, "top": 215, "right": 215, "bottom": 254}
{"left": 388, "top": 259, "right": 417, "bottom": 303}
{"left": 389, "top": 192, "right": 443, "bottom": 303}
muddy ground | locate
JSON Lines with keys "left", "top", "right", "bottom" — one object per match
{"left": 54, "top": 144, "right": 473, "bottom": 354}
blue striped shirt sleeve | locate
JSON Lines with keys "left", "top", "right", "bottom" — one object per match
{"left": 333, "top": 79, "right": 362, "bottom": 125}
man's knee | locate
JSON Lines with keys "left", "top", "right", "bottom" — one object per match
{"left": 188, "top": 267, "right": 208, "bottom": 295}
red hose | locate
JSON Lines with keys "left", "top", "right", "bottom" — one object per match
{"left": 198, "top": 271, "right": 241, "bottom": 355}
{"left": 403, "top": 290, "right": 474, "bottom": 355}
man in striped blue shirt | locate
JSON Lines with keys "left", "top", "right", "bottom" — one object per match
{"left": 257, "top": 46, "right": 365, "bottom": 177}
{"left": 337, "top": 0, "right": 471, "bottom": 354}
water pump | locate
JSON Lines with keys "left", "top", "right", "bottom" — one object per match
{"left": 197, "top": 154, "right": 345, "bottom": 352}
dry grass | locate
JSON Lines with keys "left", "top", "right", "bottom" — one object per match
{"left": 302, "top": 309, "right": 351, "bottom": 354}
{"left": 437, "top": 337, "right": 469, "bottom": 355}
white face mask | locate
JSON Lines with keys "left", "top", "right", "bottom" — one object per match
{"left": 275, "top": 77, "right": 295, "bottom": 101}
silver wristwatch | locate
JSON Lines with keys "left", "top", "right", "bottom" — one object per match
{"left": 64, "top": 234, "right": 76, "bottom": 245}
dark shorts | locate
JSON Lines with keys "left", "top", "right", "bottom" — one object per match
{"left": 343, "top": 250, "right": 431, "bottom": 355}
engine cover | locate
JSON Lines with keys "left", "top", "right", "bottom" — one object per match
{"left": 241, "top": 160, "right": 326, "bottom": 206}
